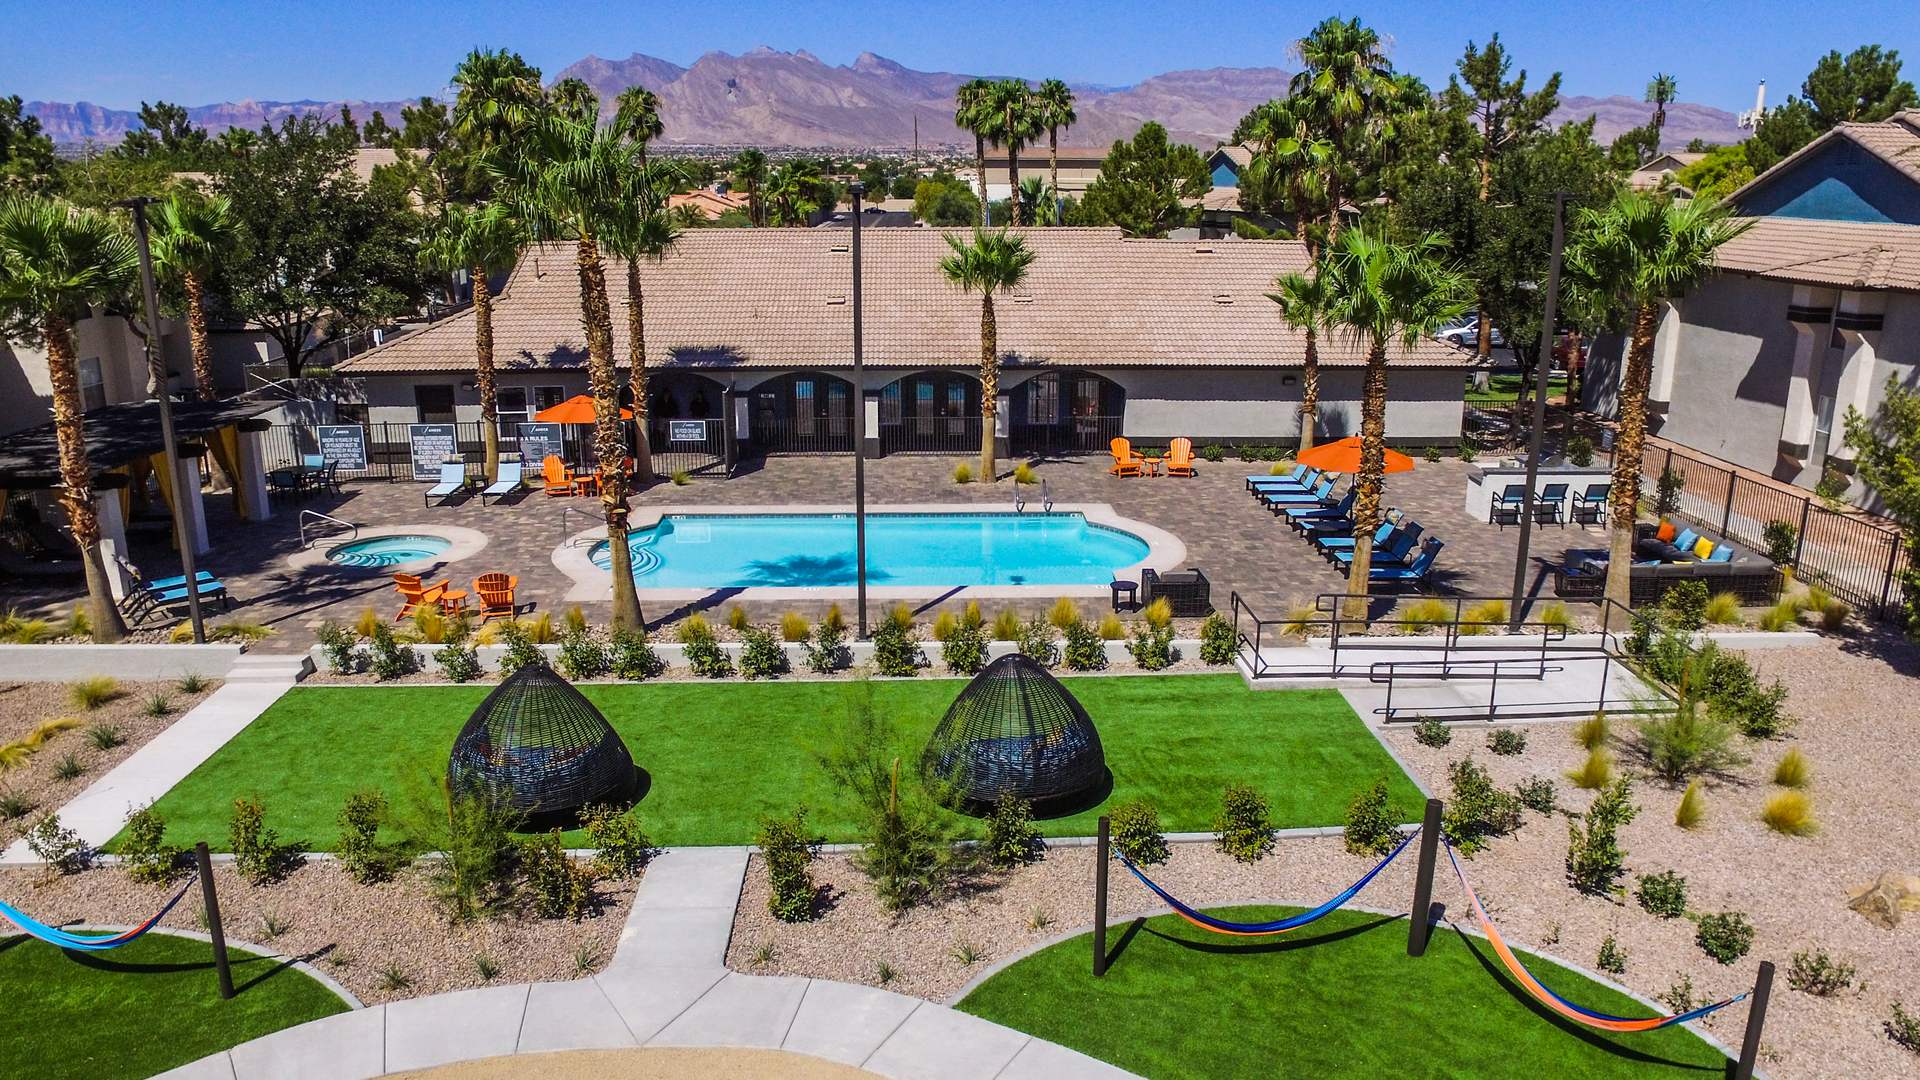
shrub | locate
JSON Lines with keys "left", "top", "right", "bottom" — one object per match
{"left": 1885, "top": 1003, "right": 1920, "bottom": 1054}
{"left": 494, "top": 621, "right": 545, "bottom": 676}
{"left": 1572, "top": 713, "right": 1609, "bottom": 751}
{"left": 1661, "top": 580, "right": 1710, "bottom": 631}
{"left": 1596, "top": 935, "right": 1627, "bottom": 975}
{"left": 1762, "top": 519, "right": 1798, "bottom": 565}
{"left": 1762, "top": 790, "right": 1818, "bottom": 835}
{"left": 1063, "top": 620, "right": 1108, "bottom": 671}
{"left": 1660, "top": 974, "right": 1701, "bottom": 1014}
{"left": 780, "top": 612, "right": 811, "bottom": 642}
{"left": 1097, "top": 613, "right": 1127, "bottom": 640}
{"left": 1444, "top": 759, "right": 1524, "bottom": 856}
{"left": 1342, "top": 777, "right": 1397, "bottom": 857}
{"left": 870, "top": 617, "right": 924, "bottom": 677}
{"left": 1636, "top": 870, "right": 1688, "bottom": 918}
{"left": 1048, "top": 597, "right": 1082, "bottom": 632}
{"left": 230, "top": 795, "right": 299, "bottom": 885}
{"left": 986, "top": 793, "right": 1044, "bottom": 868}
{"left": 1198, "top": 611, "right": 1234, "bottom": 664}
{"left": 86, "top": 723, "right": 124, "bottom": 750}
{"left": 1653, "top": 466, "right": 1685, "bottom": 517}
{"left": 610, "top": 628, "right": 666, "bottom": 680}
{"left": 1413, "top": 717, "right": 1452, "bottom": 747}
{"left": 521, "top": 831, "right": 598, "bottom": 919}
{"left": 738, "top": 626, "right": 790, "bottom": 680}
{"left": 1757, "top": 602, "right": 1798, "bottom": 632}
{"left": 27, "top": 814, "right": 91, "bottom": 873}
{"left": 1216, "top": 783, "right": 1274, "bottom": 863}
{"left": 1773, "top": 747, "right": 1810, "bottom": 788}
{"left": 1142, "top": 597, "right": 1173, "bottom": 632}
{"left": 1126, "top": 625, "right": 1176, "bottom": 670}
{"left": 317, "top": 623, "right": 360, "bottom": 674}
{"left": 952, "top": 462, "right": 973, "bottom": 484}
{"left": 991, "top": 608, "right": 1023, "bottom": 641}
{"left": 120, "top": 803, "right": 183, "bottom": 884}
{"left": 556, "top": 628, "right": 610, "bottom": 680}
{"left": 759, "top": 809, "right": 818, "bottom": 921}
{"left": 1787, "top": 949, "right": 1855, "bottom": 996}
{"left": 337, "top": 790, "right": 397, "bottom": 885}
{"left": 1566, "top": 434, "right": 1594, "bottom": 467}
{"left": 1013, "top": 462, "right": 1038, "bottom": 485}
{"left": 1637, "top": 698, "right": 1745, "bottom": 783}
{"left": 1694, "top": 911, "right": 1755, "bottom": 964}
{"left": 1703, "top": 592, "right": 1743, "bottom": 626}
{"left": 432, "top": 785, "right": 520, "bottom": 922}
{"left": 1568, "top": 747, "right": 1615, "bottom": 790}
{"left": 819, "top": 688, "right": 960, "bottom": 912}
{"left": 941, "top": 621, "right": 988, "bottom": 675}
{"left": 1200, "top": 443, "right": 1225, "bottom": 462}
{"left": 1109, "top": 799, "right": 1168, "bottom": 865}
{"left": 435, "top": 642, "right": 482, "bottom": 683}
{"left": 1565, "top": 778, "right": 1637, "bottom": 895}
{"left": 1515, "top": 776, "right": 1556, "bottom": 813}
{"left": 582, "top": 804, "right": 654, "bottom": 878}
{"left": 679, "top": 616, "right": 734, "bottom": 678}
{"left": 52, "top": 752, "right": 84, "bottom": 780}
{"left": 1457, "top": 442, "right": 1477, "bottom": 463}
{"left": 1016, "top": 617, "right": 1058, "bottom": 667}
{"left": 1486, "top": 728, "right": 1526, "bottom": 756}
{"left": 803, "top": 620, "right": 850, "bottom": 674}
{"left": 365, "top": 624, "right": 415, "bottom": 681}
{"left": 1675, "top": 780, "right": 1706, "bottom": 828}
{"left": 68, "top": 676, "right": 120, "bottom": 710}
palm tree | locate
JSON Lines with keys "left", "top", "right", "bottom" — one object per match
{"left": 0, "top": 197, "right": 137, "bottom": 641}
{"left": 614, "top": 86, "right": 664, "bottom": 169}
{"left": 604, "top": 157, "right": 679, "bottom": 486}
{"left": 766, "top": 160, "right": 823, "bottom": 225}
{"left": 939, "top": 229, "right": 1035, "bottom": 481}
{"left": 986, "top": 81, "right": 1040, "bottom": 225}
{"left": 489, "top": 100, "right": 644, "bottom": 630}
{"left": 418, "top": 202, "right": 524, "bottom": 482}
{"left": 1565, "top": 192, "right": 1749, "bottom": 621}
{"left": 150, "top": 190, "right": 236, "bottom": 401}
{"left": 954, "top": 79, "right": 995, "bottom": 227}
{"left": 730, "top": 149, "right": 769, "bottom": 226}
{"left": 451, "top": 48, "right": 543, "bottom": 188}
{"left": 1301, "top": 225, "right": 1470, "bottom": 603}
{"left": 1245, "top": 96, "right": 1333, "bottom": 450}
{"left": 1267, "top": 264, "right": 1332, "bottom": 453}
{"left": 1646, "top": 73, "right": 1677, "bottom": 146}
{"left": 547, "top": 78, "right": 600, "bottom": 124}
{"left": 1032, "top": 79, "right": 1076, "bottom": 225}
{"left": 1290, "top": 16, "right": 1401, "bottom": 246}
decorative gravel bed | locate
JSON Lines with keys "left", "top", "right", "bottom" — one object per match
{"left": 0, "top": 859, "right": 636, "bottom": 1006}
{"left": 0, "top": 677, "right": 221, "bottom": 849}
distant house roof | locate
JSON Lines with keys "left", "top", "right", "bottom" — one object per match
{"left": 981, "top": 145, "right": 1108, "bottom": 166}
{"left": 816, "top": 208, "right": 918, "bottom": 228}
{"left": 668, "top": 188, "right": 751, "bottom": 220}
{"left": 349, "top": 147, "right": 399, "bottom": 184}
{"left": 1208, "top": 144, "right": 1255, "bottom": 170}
{"left": 1629, "top": 151, "right": 1708, "bottom": 193}
{"left": 337, "top": 229, "right": 1468, "bottom": 375}
{"left": 1717, "top": 217, "right": 1920, "bottom": 292}
{"left": 1728, "top": 110, "right": 1920, "bottom": 206}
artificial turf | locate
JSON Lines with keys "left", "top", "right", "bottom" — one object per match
{"left": 0, "top": 932, "right": 349, "bottom": 1080}
{"left": 128, "top": 676, "right": 1422, "bottom": 850}
{"left": 957, "top": 906, "right": 1732, "bottom": 1080}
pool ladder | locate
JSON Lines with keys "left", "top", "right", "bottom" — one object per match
{"left": 558, "top": 504, "right": 602, "bottom": 545}
{"left": 1014, "top": 479, "right": 1054, "bottom": 514}
{"left": 298, "top": 510, "right": 358, "bottom": 549}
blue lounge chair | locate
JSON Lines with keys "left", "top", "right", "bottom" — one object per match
{"left": 425, "top": 461, "right": 468, "bottom": 507}
{"left": 1330, "top": 522, "right": 1424, "bottom": 565}
{"left": 1283, "top": 488, "right": 1356, "bottom": 528}
{"left": 480, "top": 461, "right": 525, "bottom": 506}
{"left": 1369, "top": 539, "right": 1443, "bottom": 587}
{"left": 1319, "top": 519, "right": 1399, "bottom": 559}
{"left": 115, "top": 556, "right": 232, "bottom": 623}
{"left": 1259, "top": 475, "right": 1336, "bottom": 510}
{"left": 1246, "top": 466, "right": 1321, "bottom": 495}
{"left": 1245, "top": 464, "right": 1312, "bottom": 491}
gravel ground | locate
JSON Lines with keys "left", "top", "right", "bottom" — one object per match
{"left": 0, "top": 859, "right": 637, "bottom": 1006}
{"left": 727, "top": 630, "right": 1920, "bottom": 1079}
{"left": 0, "top": 677, "right": 221, "bottom": 849}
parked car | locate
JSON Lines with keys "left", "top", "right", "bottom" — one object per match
{"left": 1438, "top": 320, "right": 1505, "bottom": 349}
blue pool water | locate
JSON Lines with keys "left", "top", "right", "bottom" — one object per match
{"left": 328, "top": 534, "right": 452, "bottom": 568}
{"left": 588, "top": 512, "right": 1150, "bottom": 588}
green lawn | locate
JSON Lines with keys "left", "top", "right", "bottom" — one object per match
{"left": 959, "top": 907, "right": 1730, "bottom": 1080}
{"left": 1466, "top": 372, "right": 1569, "bottom": 405}
{"left": 129, "top": 676, "right": 1421, "bottom": 850}
{"left": 0, "top": 932, "right": 349, "bottom": 1080}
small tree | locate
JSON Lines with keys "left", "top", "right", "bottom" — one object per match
{"left": 1566, "top": 777, "right": 1638, "bottom": 895}
{"left": 1844, "top": 377, "right": 1920, "bottom": 637}
{"left": 1342, "top": 777, "right": 1398, "bottom": 856}
{"left": 758, "top": 809, "right": 818, "bottom": 921}
{"left": 985, "top": 792, "right": 1043, "bottom": 868}
{"left": 1216, "top": 783, "right": 1274, "bottom": 863}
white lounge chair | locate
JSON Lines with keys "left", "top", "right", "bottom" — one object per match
{"left": 424, "top": 461, "right": 468, "bottom": 507}
{"left": 480, "top": 461, "right": 524, "bottom": 506}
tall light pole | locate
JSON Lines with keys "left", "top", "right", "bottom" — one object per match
{"left": 849, "top": 182, "right": 870, "bottom": 639}
{"left": 120, "top": 195, "right": 206, "bottom": 643}
{"left": 1508, "top": 191, "right": 1568, "bottom": 631}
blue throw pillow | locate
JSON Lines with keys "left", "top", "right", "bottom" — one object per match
{"left": 1673, "top": 528, "right": 1699, "bottom": 552}
{"left": 1706, "top": 545, "right": 1734, "bottom": 564}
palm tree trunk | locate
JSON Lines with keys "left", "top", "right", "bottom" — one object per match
{"left": 183, "top": 271, "right": 215, "bottom": 401}
{"left": 1005, "top": 122, "right": 1022, "bottom": 226}
{"left": 577, "top": 235, "right": 642, "bottom": 630}
{"left": 1603, "top": 304, "right": 1660, "bottom": 625}
{"left": 473, "top": 265, "right": 500, "bottom": 483}
{"left": 975, "top": 134, "right": 988, "bottom": 227}
{"left": 45, "top": 314, "right": 127, "bottom": 642}
{"left": 978, "top": 293, "right": 998, "bottom": 482}
{"left": 626, "top": 260, "right": 654, "bottom": 485}
{"left": 1049, "top": 129, "right": 1060, "bottom": 225}
{"left": 1298, "top": 326, "right": 1321, "bottom": 453}
{"left": 1345, "top": 340, "right": 1391, "bottom": 611}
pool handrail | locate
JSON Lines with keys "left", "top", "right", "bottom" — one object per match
{"left": 298, "top": 510, "right": 358, "bottom": 549}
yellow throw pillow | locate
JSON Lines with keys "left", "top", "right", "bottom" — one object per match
{"left": 1693, "top": 537, "right": 1716, "bottom": 559}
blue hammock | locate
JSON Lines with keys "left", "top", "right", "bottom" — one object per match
{"left": 0, "top": 876, "right": 198, "bottom": 952}
{"left": 1115, "top": 828, "right": 1418, "bottom": 936}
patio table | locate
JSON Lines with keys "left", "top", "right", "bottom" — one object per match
{"left": 1142, "top": 455, "right": 1164, "bottom": 476}
{"left": 439, "top": 588, "right": 469, "bottom": 614}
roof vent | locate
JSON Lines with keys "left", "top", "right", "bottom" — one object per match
{"left": 1011, "top": 295, "right": 1036, "bottom": 304}
{"left": 826, "top": 295, "right": 848, "bottom": 305}
{"left": 1194, "top": 246, "right": 1215, "bottom": 254}
{"left": 1212, "top": 294, "right": 1234, "bottom": 305}
{"left": 828, "top": 241, "right": 851, "bottom": 253}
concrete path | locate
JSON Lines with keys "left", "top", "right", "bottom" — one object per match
{"left": 1, "top": 654, "right": 306, "bottom": 862}
{"left": 157, "top": 846, "right": 1137, "bottom": 1080}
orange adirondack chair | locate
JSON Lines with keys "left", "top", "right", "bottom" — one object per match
{"left": 393, "top": 573, "right": 447, "bottom": 621}
{"left": 475, "top": 573, "right": 520, "bottom": 623}
{"left": 1108, "top": 437, "right": 1145, "bottom": 477}
{"left": 1166, "top": 437, "right": 1197, "bottom": 477}
{"left": 541, "top": 456, "right": 572, "bottom": 497}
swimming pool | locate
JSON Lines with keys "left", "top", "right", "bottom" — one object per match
{"left": 587, "top": 512, "right": 1150, "bottom": 588}
{"left": 327, "top": 534, "right": 453, "bottom": 569}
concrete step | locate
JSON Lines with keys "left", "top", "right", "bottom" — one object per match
{"left": 225, "top": 654, "right": 312, "bottom": 682}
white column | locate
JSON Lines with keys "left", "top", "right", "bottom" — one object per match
{"left": 174, "top": 455, "right": 212, "bottom": 555}
{"left": 1779, "top": 287, "right": 1828, "bottom": 458}
{"left": 94, "top": 491, "right": 131, "bottom": 599}
{"left": 1825, "top": 292, "right": 1886, "bottom": 467}
{"left": 1647, "top": 300, "right": 1683, "bottom": 408}
{"left": 235, "top": 429, "right": 273, "bottom": 522}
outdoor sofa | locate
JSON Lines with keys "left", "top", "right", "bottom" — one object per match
{"left": 1553, "top": 519, "right": 1781, "bottom": 606}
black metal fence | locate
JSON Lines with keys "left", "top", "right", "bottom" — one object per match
{"left": 1636, "top": 442, "right": 1910, "bottom": 619}
{"left": 1012, "top": 415, "right": 1124, "bottom": 457}
{"left": 260, "top": 418, "right": 727, "bottom": 484}
{"left": 880, "top": 416, "right": 984, "bottom": 455}
{"left": 746, "top": 416, "right": 855, "bottom": 456}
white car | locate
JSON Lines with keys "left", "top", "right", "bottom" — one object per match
{"left": 1438, "top": 320, "right": 1505, "bottom": 349}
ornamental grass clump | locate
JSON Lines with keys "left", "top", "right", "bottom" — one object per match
{"left": 1048, "top": 597, "right": 1082, "bottom": 632}
{"left": 991, "top": 609, "right": 1023, "bottom": 641}
{"left": 67, "top": 676, "right": 120, "bottom": 711}
{"left": 1142, "top": 597, "right": 1173, "bottom": 632}
{"left": 931, "top": 611, "right": 957, "bottom": 642}
{"left": 1534, "top": 602, "right": 1574, "bottom": 632}
{"left": 1757, "top": 602, "right": 1799, "bottom": 632}
{"left": 985, "top": 792, "right": 1043, "bottom": 868}
{"left": 1198, "top": 611, "right": 1234, "bottom": 663}
{"left": 725, "top": 606, "right": 749, "bottom": 632}
{"left": 1013, "top": 462, "right": 1038, "bottom": 485}
{"left": 1109, "top": 799, "right": 1168, "bottom": 865}
{"left": 1762, "top": 790, "right": 1818, "bottom": 835}
{"left": 759, "top": 809, "right": 818, "bottom": 921}
{"left": 1674, "top": 780, "right": 1707, "bottom": 829}
{"left": 1459, "top": 599, "right": 1508, "bottom": 635}
{"left": 1098, "top": 613, "right": 1128, "bottom": 641}
{"left": 780, "top": 612, "right": 811, "bottom": 642}
{"left": 1399, "top": 599, "right": 1452, "bottom": 633}
{"left": 1568, "top": 747, "right": 1615, "bottom": 790}
{"left": 1773, "top": 747, "right": 1811, "bottom": 788}
{"left": 1703, "top": 591, "right": 1743, "bottom": 626}
{"left": 1342, "top": 777, "right": 1397, "bottom": 857}
{"left": 1216, "top": 783, "right": 1274, "bottom": 863}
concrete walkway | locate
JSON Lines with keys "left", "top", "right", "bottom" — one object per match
{"left": 1, "top": 655, "right": 306, "bottom": 862}
{"left": 157, "top": 847, "right": 1137, "bottom": 1080}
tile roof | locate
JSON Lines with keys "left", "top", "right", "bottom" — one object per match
{"left": 1728, "top": 109, "right": 1920, "bottom": 206}
{"left": 1716, "top": 216, "right": 1920, "bottom": 292}
{"left": 340, "top": 228, "right": 1470, "bottom": 375}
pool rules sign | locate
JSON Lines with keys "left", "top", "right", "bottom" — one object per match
{"left": 407, "top": 424, "right": 458, "bottom": 481}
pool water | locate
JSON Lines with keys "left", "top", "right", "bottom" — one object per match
{"left": 327, "top": 534, "right": 452, "bottom": 568}
{"left": 588, "top": 512, "right": 1150, "bottom": 588}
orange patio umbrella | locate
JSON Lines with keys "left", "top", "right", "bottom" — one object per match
{"left": 1295, "top": 436, "right": 1416, "bottom": 475}
{"left": 534, "top": 394, "right": 632, "bottom": 424}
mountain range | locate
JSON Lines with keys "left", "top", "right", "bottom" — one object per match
{"left": 22, "top": 47, "right": 1746, "bottom": 150}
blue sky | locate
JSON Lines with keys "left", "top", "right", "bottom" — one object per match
{"left": 4, "top": 0, "right": 1916, "bottom": 113}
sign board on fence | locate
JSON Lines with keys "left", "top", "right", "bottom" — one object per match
{"left": 315, "top": 424, "right": 367, "bottom": 470}
{"left": 517, "top": 422, "right": 565, "bottom": 466}
{"left": 407, "top": 424, "right": 458, "bottom": 481}
{"left": 667, "top": 419, "right": 707, "bottom": 444}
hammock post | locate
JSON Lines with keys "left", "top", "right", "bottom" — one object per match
{"left": 1406, "top": 798, "right": 1442, "bottom": 957}
{"left": 1734, "top": 960, "right": 1774, "bottom": 1079}
{"left": 1093, "top": 815, "right": 1110, "bottom": 977}
{"left": 195, "top": 842, "right": 234, "bottom": 1000}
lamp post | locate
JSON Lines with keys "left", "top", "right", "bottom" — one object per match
{"left": 119, "top": 196, "right": 206, "bottom": 644}
{"left": 849, "top": 182, "right": 870, "bottom": 639}
{"left": 1508, "top": 192, "right": 1569, "bottom": 631}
